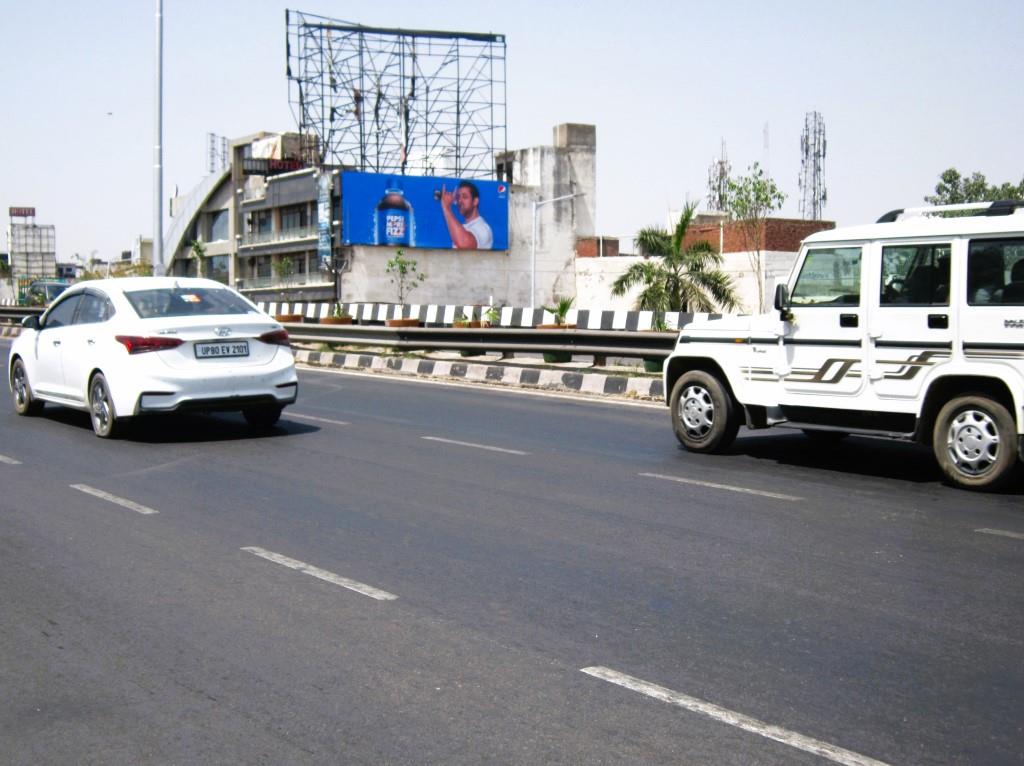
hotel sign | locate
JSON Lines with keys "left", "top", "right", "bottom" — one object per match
{"left": 9, "top": 207, "right": 36, "bottom": 217}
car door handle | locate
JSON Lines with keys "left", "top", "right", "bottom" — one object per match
{"left": 87, "top": 339, "right": 96, "bottom": 345}
{"left": 840, "top": 314, "right": 859, "bottom": 328}
{"left": 52, "top": 340, "right": 61, "bottom": 347}
{"left": 928, "top": 314, "right": 949, "bottom": 329}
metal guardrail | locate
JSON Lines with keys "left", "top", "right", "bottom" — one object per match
{"left": 285, "top": 323, "right": 677, "bottom": 360}
{"left": 0, "top": 306, "right": 43, "bottom": 322}
{"left": 0, "top": 308, "right": 677, "bottom": 361}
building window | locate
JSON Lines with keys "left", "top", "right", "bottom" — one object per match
{"left": 254, "top": 256, "right": 272, "bottom": 279}
{"left": 208, "top": 209, "right": 229, "bottom": 242}
{"left": 251, "top": 210, "right": 272, "bottom": 234}
{"left": 208, "top": 255, "right": 229, "bottom": 284}
{"left": 281, "top": 204, "right": 308, "bottom": 231}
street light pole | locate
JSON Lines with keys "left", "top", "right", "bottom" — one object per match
{"left": 530, "top": 192, "right": 584, "bottom": 308}
{"left": 153, "top": 0, "right": 164, "bottom": 275}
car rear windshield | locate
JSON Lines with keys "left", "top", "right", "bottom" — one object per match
{"left": 125, "top": 287, "right": 259, "bottom": 319}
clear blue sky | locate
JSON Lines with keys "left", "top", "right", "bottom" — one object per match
{"left": 3, "top": 0, "right": 1021, "bottom": 261}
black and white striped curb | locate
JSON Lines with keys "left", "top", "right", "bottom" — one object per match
{"left": 293, "top": 348, "right": 665, "bottom": 401}
{"left": 259, "top": 301, "right": 713, "bottom": 331}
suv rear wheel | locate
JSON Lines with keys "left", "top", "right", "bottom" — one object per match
{"left": 933, "top": 395, "right": 1018, "bottom": 490}
{"left": 670, "top": 371, "right": 740, "bottom": 453}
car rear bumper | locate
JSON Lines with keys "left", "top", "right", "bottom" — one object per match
{"left": 124, "top": 365, "right": 298, "bottom": 415}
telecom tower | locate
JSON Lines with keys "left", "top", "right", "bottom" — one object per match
{"left": 285, "top": 10, "right": 507, "bottom": 178}
{"left": 706, "top": 139, "right": 731, "bottom": 212}
{"left": 799, "top": 111, "right": 827, "bottom": 220}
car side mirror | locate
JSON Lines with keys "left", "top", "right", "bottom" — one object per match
{"left": 21, "top": 315, "right": 40, "bottom": 331}
{"left": 773, "top": 284, "right": 794, "bottom": 322}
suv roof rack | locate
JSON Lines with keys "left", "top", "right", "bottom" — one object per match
{"left": 877, "top": 199, "right": 1023, "bottom": 223}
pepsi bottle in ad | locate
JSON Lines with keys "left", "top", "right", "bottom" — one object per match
{"left": 374, "top": 181, "right": 414, "bottom": 246}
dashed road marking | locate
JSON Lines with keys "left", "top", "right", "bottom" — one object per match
{"left": 287, "top": 412, "right": 351, "bottom": 427}
{"left": 581, "top": 666, "right": 890, "bottom": 766}
{"left": 421, "top": 436, "right": 529, "bottom": 456}
{"left": 70, "top": 484, "right": 160, "bottom": 515}
{"left": 0, "top": 454, "right": 22, "bottom": 465}
{"left": 241, "top": 546, "right": 397, "bottom": 601}
{"left": 640, "top": 472, "right": 802, "bottom": 501}
{"left": 976, "top": 528, "right": 1024, "bottom": 541}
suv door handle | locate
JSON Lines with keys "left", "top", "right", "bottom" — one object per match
{"left": 928, "top": 314, "right": 949, "bottom": 329}
{"left": 840, "top": 314, "right": 859, "bottom": 328}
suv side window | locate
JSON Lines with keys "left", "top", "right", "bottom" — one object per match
{"left": 969, "top": 238, "right": 1024, "bottom": 305}
{"left": 42, "top": 294, "right": 81, "bottom": 328}
{"left": 790, "top": 247, "right": 862, "bottom": 306}
{"left": 881, "top": 244, "right": 950, "bottom": 306}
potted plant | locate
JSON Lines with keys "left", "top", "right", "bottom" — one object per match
{"left": 453, "top": 312, "right": 482, "bottom": 329}
{"left": 321, "top": 302, "right": 354, "bottom": 325}
{"left": 537, "top": 295, "right": 576, "bottom": 362}
{"left": 483, "top": 305, "right": 501, "bottom": 327}
{"left": 384, "top": 248, "right": 426, "bottom": 327}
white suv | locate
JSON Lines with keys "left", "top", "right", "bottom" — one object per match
{"left": 664, "top": 200, "right": 1024, "bottom": 490}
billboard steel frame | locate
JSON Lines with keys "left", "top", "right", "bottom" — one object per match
{"left": 286, "top": 10, "right": 507, "bottom": 179}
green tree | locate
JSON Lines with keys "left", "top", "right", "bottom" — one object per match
{"left": 925, "top": 168, "right": 1024, "bottom": 205}
{"left": 385, "top": 248, "right": 426, "bottom": 303}
{"left": 189, "top": 239, "right": 206, "bottom": 278}
{"left": 612, "top": 202, "right": 739, "bottom": 314}
{"left": 724, "top": 162, "right": 786, "bottom": 313}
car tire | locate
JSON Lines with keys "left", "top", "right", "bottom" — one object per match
{"left": 243, "top": 405, "right": 283, "bottom": 429}
{"left": 88, "top": 372, "right": 121, "bottom": 438}
{"left": 10, "top": 358, "right": 43, "bottom": 416}
{"left": 933, "top": 395, "right": 1018, "bottom": 491}
{"left": 670, "top": 370, "right": 740, "bottom": 453}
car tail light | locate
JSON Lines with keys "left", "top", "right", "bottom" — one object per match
{"left": 115, "top": 335, "right": 185, "bottom": 354}
{"left": 259, "top": 329, "right": 290, "bottom": 346}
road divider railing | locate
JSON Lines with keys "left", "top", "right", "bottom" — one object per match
{"left": 1, "top": 306, "right": 677, "bottom": 362}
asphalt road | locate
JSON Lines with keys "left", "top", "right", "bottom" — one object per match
{"left": 2, "top": 349, "right": 1023, "bottom": 765}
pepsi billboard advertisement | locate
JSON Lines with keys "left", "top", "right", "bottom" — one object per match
{"left": 341, "top": 171, "right": 509, "bottom": 251}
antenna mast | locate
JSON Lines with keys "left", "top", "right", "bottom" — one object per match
{"left": 799, "top": 111, "right": 827, "bottom": 220}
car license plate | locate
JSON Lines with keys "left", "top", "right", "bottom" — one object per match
{"left": 195, "top": 341, "right": 249, "bottom": 359}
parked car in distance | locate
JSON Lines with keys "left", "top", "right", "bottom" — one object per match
{"left": 8, "top": 277, "right": 298, "bottom": 437}
{"left": 24, "top": 279, "right": 69, "bottom": 306}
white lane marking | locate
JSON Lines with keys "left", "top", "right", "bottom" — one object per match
{"left": 0, "top": 454, "right": 22, "bottom": 465}
{"left": 640, "top": 472, "right": 802, "bottom": 501}
{"left": 976, "top": 528, "right": 1024, "bottom": 541}
{"left": 287, "top": 412, "right": 351, "bottom": 427}
{"left": 581, "top": 667, "right": 890, "bottom": 766}
{"left": 70, "top": 484, "right": 160, "bottom": 515}
{"left": 241, "top": 546, "right": 397, "bottom": 601}
{"left": 420, "top": 435, "right": 529, "bottom": 456}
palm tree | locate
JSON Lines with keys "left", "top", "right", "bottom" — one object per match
{"left": 612, "top": 202, "right": 739, "bottom": 314}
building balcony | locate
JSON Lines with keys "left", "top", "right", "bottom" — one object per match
{"left": 234, "top": 272, "right": 330, "bottom": 291}
{"left": 239, "top": 225, "right": 318, "bottom": 248}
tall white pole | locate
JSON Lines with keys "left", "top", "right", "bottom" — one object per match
{"left": 153, "top": 0, "right": 164, "bottom": 275}
{"left": 530, "top": 192, "right": 584, "bottom": 310}
{"left": 530, "top": 200, "right": 538, "bottom": 308}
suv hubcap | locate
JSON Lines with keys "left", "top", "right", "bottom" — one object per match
{"left": 946, "top": 409, "right": 999, "bottom": 476}
{"left": 680, "top": 385, "right": 714, "bottom": 438}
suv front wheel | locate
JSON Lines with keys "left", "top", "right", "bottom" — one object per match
{"left": 670, "top": 371, "right": 740, "bottom": 453}
{"left": 933, "top": 395, "right": 1019, "bottom": 490}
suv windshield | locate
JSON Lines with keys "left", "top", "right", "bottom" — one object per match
{"left": 125, "top": 287, "right": 259, "bottom": 319}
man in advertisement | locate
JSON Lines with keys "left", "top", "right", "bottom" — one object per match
{"left": 439, "top": 181, "right": 494, "bottom": 250}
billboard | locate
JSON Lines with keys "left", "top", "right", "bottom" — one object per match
{"left": 342, "top": 171, "right": 508, "bottom": 251}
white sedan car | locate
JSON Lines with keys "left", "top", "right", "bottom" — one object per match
{"left": 8, "top": 277, "right": 298, "bottom": 437}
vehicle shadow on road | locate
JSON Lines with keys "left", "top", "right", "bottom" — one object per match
{"left": 723, "top": 430, "right": 1024, "bottom": 494}
{"left": 37, "top": 408, "right": 319, "bottom": 444}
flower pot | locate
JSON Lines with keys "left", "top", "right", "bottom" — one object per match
{"left": 535, "top": 323, "right": 577, "bottom": 330}
{"left": 385, "top": 317, "right": 423, "bottom": 328}
{"left": 453, "top": 320, "right": 483, "bottom": 328}
{"left": 274, "top": 314, "right": 303, "bottom": 323}
{"left": 320, "top": 316, "right": 354, "bottom": 325}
